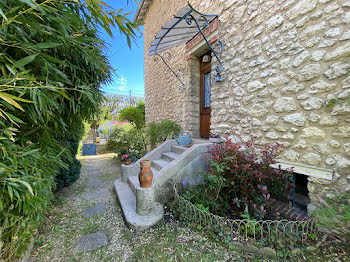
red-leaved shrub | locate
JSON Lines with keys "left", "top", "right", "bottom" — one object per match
{"left": 206, "top": 138, "right": 294, "bottom": 218}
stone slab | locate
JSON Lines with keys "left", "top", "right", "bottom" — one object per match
{"left": 87, "top": 168, "right": 99, "bottom": 173}
{"left": 83, "top": 189, "right": 107, "bottom": 201}
{"left": 76, "top": 232, "right": 108, "bottom": 252}
{"left": 114, "top": 179, "right": 164, "bottom": 231}
{"left": 87, "top": 173, "right": 101, "bottom": 179}
{"left": 83, "top": 203, "right": 106, "bottom": 218}
{"left": 271, "top": 160, "right": 333, "bottom": 180}
{"left": 87, "top": 179, "right": 103, "bottom": 188}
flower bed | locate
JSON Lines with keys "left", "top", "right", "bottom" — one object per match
{"left": 170, "top": 139, "right": 319, "bottom": 256}
{"left": 171, "top": 182, "right": 318, "bottom": 254}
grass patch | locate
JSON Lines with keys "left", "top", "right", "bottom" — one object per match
{"left": 81, "top": 221, "right": 100, "bottom": 235}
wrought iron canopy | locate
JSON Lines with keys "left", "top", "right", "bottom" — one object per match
{"left": 148, "top": 4, "right": 223, "bottom": 89}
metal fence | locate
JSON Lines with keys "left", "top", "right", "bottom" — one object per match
{"left": 172, "top": 182, "right": 318, "bottom": 248}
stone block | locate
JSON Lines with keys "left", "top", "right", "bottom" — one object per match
{"left": 331, "top": 104, "right": 350, "bottom": 116}
{"left": 301, "top": 127, "right": 325, "bottom": 138}
{"left": 309, "top": 80, "right": 336, "bottom": 93}
{"left": 301, "top": 98, "right": 323, "bottom": 110}
{"left": 298, "top": 64, "right": 322, "bottom": 81}
{"left": 76, "top": 232, "right": 108, "bottom": 252}
{"left": 87, "top": 179, "right": 103, "bottom": 188}
{"left": 283, "top": 113, "right": 306, "bottom": 126}
{"left": 333, "top": 126, "right": 350, "bottom": 138}
{"left": 266, "top": 14, "right": 284, "bottom": 31}
{"left": 273, "top": 97, "right": 297, "bottom": 112}
{"left": 301, "top": 153, "right": 322, "bottom": 165}
{"left": 83, "top": 203, "right": 106, "bottom": 218}
{"left": 325, "top": 42, "right": 350, "bottom": 61}
{"left": 324, "top": 62, "right": 350, "bottom": 79}
{"left": 286, "top": 0, "right": 318, "bottom": 20}
{"left": 283, "top": 149, "right": 300, "bottom": 161}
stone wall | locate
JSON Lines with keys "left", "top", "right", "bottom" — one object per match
{"left": 143, "top": 0, "right": 350, "bottom": 209}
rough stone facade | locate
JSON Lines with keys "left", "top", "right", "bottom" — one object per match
{"left": 141, "top": 0, "right": 350, "bottom": 213}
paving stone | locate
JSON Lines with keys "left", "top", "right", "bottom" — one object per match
{"left": 87, "top": 173, "right": 101, "bottom": 179}
{"left": 87, "top": 168, "right": 99, "bottom": 173}
{"left": 83, "top": 189, "right": 107, "bottom": 200}
{"left": 87, "top": 179, "right": 103, "bottom": 188}
{"left": 76, "top": 232, "right": 108, "bottom": 252}
{"left": 83, "top": 203, "right": 106, "bottom": 218}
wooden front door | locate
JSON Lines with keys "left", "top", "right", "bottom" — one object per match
{"left": 200, "top": 53, "right": 212, "bottom": 138}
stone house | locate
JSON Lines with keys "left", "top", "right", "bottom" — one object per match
{"left": 134, "top": 0, "right": 350, "bottom": 215}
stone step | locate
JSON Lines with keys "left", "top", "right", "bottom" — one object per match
{"left": 114, "top": 179, "right": 164, "bottom": 231}
{"left": 152, "top": 159, "right": 170, "bottom": 171}
{"left": 162, "top": 151, "right": 180, "bottom": 162}
{"left": 151, "top": 167, "right": 158, "bottom": 175}
{"left": 127, "top": 175, "right": 140, "bottom": 194}
{"left": 171, "top": 145, "right": 187, "bottom": 154}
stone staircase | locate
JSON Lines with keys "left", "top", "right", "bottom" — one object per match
{"left": 114, "top": 139, "right": 211, "bottom": 231}
{"left": 126, "top": 145, "right": 187, "bottom": 194}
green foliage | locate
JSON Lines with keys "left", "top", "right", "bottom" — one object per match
{"left": 0, "top": 0, "right": 139, "bottom": 260}
{"left": 0, "top": 124, "right": 63, "bottom": 259}
{"left": 55, "top": 138, "right": 82, "bottom": 191}
{"left": 204, "top": 139, "right": 294, "bottom": 219}
{"left": 147, "top": 119, "right": 181, "bottom": 149}
{"left": 102, "top": 94, "right": 143, "bottom": 121}
{"left": 119, "top": 102, "right": 145, "bottom": 130}
{"left": 107, "top": 123, "right": 145, "bottom": 160}
{"left": 314, "top": 192, "right": 350, "bottom": 241}
{"left": 182, "top": 173, "right": 227, "bottom": 216}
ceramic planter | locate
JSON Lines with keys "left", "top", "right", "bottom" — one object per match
{"left": 138, "top": 159, "right": 153, "bottom": 188}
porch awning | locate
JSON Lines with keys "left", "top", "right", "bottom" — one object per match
{"left": 148, "top": 4, "right": 218, "bottom": 56}
{"left": 148, "top": 4, "right": 223, "bottom": 88}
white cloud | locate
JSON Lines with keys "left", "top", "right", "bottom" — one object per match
{"left": 115, "top": 76, "right": 128, "bottom": 91}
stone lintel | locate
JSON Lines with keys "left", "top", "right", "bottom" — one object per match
{"left": 271, "top": 160, "right": 333, "bottom": 181}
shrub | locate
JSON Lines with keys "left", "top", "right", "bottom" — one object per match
{"left": 119, "top": 102, "right": 145, "bottom": 130}
{"left": 147, "top": 119, "right": 181, "bottom": 149}
{"left": 181, "top": 173, "right": 227, "bottom": 216}
{"left": 55, "top": 138, "right": 82, "bottom": 191}
{"left": 107, "top": 123, "right": 145, "bottom": 160}
{"left": 205, "top": 139, "right": 294, "bottom": 218}
{"left": 181, "top": 139, "right": 294, "bottom": 219}
{"left": 0, "top": 0, "right": 139, "bottom": 260}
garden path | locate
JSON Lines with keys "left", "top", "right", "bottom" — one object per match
{"left": 28, "top": 153, "right": 265, "bottom": 261}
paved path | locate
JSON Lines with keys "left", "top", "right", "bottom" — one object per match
{"left": 30, "top": 153, "right": 135, "bottom": 261}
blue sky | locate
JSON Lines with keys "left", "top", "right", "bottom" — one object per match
{"left": 100, "top": 0, "right": 144, "bottom": 98}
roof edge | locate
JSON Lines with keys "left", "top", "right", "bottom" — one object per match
{"left": 133, "top": 0, "right": 153, "bottom": 23}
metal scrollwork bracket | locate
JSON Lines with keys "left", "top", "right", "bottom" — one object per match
{"left": 154, "top": 52, "right": 185, "bottom": 90}
{"left": 185, "top": 4, "right": 224, "bottom": 82}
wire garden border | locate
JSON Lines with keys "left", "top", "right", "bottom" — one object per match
{"left": 171, "top": 182, "right": 318, "bottom": 249}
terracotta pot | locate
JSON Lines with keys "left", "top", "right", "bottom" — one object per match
{"left": 138, "top": 159, "right": 153, "bottom": 188}
{"left": 125, "top": 159, "right": 132, "bottom": 165}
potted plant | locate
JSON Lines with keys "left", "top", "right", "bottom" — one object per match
{"left": 121, "top": 154, "right": 132, "bottom": 165}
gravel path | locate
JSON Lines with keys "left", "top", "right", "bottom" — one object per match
{"left": 29, "top": 153, "right": 263, "bottom": 262}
